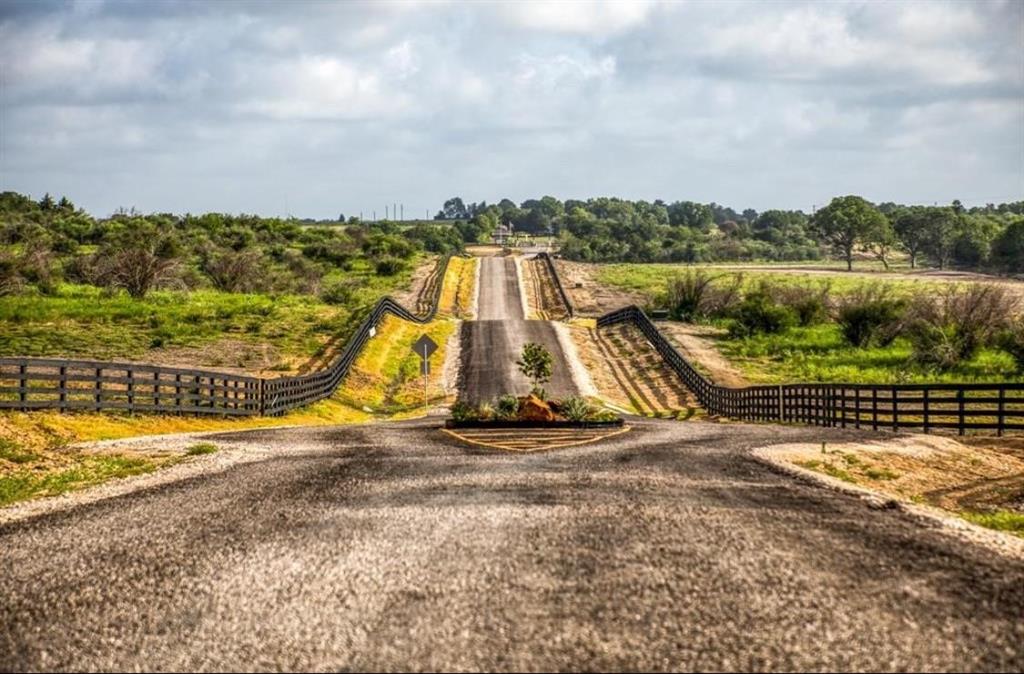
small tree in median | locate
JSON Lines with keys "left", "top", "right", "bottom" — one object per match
{"left": 517, "top": 342, "right": 553, "bottom": 398}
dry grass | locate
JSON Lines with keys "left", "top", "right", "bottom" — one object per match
{"left": 763, "top": 435, "right": 1024, "bottom": 538}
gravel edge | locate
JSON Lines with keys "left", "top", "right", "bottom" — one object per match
{"left": 751, "top": 445, "right": 1024, "bottom": 561}
{"left": 0, "top": 426, "right": 298, "bottom": 526}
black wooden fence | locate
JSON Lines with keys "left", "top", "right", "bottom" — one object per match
{"left": 0, "top": 256, "right": 452, "bottom": 417}
{"left": 535, "top": 252, "right": 574, "bottom": 318}
{"left": 598, "top": 305, "right": 1024, "bottom": 436}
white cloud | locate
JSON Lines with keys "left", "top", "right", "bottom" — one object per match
{"left": 497, "top": 0, "right": 656, "bottom": 36}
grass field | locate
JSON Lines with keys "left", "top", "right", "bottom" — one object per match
{"left": 718, "top": 323, "right": 1022, "bottom": 385}
{"left": 592, "top": 262, "right": 1024, "bottom": 386}
{"left": 594, "top": 262, "right": 954, "bottom": 300}
{"left": 0, "top": 257, "right": 422, "bottom": 373}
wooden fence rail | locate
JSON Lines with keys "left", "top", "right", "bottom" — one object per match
{"left": 598, "top": 305, "right": 1024, "bottom": 436}
{"left": 535, "top": 252, "right": 574, "bottom": 318}
{"left": 0, "top": 256, "right": 453, "bottom": 418}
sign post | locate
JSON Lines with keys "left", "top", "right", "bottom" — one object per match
{"left": 411, "top": 334, "right": 438, "bottom": 412}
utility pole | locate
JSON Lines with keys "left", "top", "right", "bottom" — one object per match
{"left": 385, "top": 204, "right": 389, "bottom": 220}
{"left": 401, "top": 203, "right": 404, "bottom": 221}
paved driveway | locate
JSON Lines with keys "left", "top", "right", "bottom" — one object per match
{"left": 1, "top": 418, "right": 1021, "bottom": 671}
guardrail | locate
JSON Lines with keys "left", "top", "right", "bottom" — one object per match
{"left": 535, "top": 252, "right": 574, "bottom": 318}
{"left": 598, "top": 305, "right": 1024, "bottom": 436}
{"left": 0, "top": 256, "right": 452, "bottom": 417}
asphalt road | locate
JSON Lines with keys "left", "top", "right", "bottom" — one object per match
{"left": 458, "top": 256, "right": 578, "bottom": 402}
{"left": 1, "top": 418, "right": 1021, "bottom": 671}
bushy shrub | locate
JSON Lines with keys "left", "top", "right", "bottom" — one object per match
{"left": 666, "top": 270, "right": 715, "bottom": 321}
{"left": 449, "top": 400, "right": 478, "bottom": 422}
{"left": 666, "top": 270, "right": 743, "bottom": 321}
{"left": 1000, "top": 319, "right": 1024, "bottom": 372}
{"left": 907, "top": 284, "right": 1017, "bottom": 369}
{"left": 770, "top": 282, "right": 831, "bottom": 326}
{"left": 560, "top": 396, "right": 593, "bottom": 421}
{"left": 375, "top": 257, "right": 404, "bottom": 276}
{"left": 835, "top": 288, "right": 905, "bottom": 347}
{"left": 320, "top": 278, "right": 363, "bottom": 306}
{"left": 495, "top": 394, "right": 520, "bottom": 420}
{"left": 729, "top": 289, "right": 795, "bottom": 338}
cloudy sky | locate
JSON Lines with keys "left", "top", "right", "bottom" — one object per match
{"left": 0, "top": 0, "right": 1021, "bottom": 218}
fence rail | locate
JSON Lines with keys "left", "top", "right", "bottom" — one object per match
{"left": 598, "top": 305, "right": 1024, "bottom": 436}
{"left": 535, "top": 252, "right": 574, "bottom": 318}
{"left": 0, "top": 256, "right": 452, "bottom": 417}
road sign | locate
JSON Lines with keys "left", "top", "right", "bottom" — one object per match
{"left": 412, "top": 334, "right": 438, "bottom": 411}
{"left": 412, "top": 334, "right": 438, "bottom": 359}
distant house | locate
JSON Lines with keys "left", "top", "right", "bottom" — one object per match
{"left": 492, "top": 222, "right": 513, "bottom": 245}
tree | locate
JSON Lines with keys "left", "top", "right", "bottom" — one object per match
{"left": 921, "top": 207, "right": 960, "bottom": 269}
{"left": 92, "top": 221, "right": 181, "bottom": 298}
{"left": 811, "top": 196, "right": 887, "bottom": 271}
{"left": 516, "top": 342, "right": 553, "bottom": 397}
{"left": 667, "top": 201, "right": 713, "bottom": 231}
{"left": 864, "top": 218, "right": 897, "bottom": 270}
{"left": 893, "top": 207, "right": 937, "bottom": 269}
{"left": 992, "top": 219, "right": 1024, "bottom": 274}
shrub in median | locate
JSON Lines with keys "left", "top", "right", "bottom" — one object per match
{"left": 495, "top": 394, "right": 520, "bottom": 420}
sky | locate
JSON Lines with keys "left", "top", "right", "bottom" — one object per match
{"left": 0, "top": 0, "right": 1021, "bottom": 219}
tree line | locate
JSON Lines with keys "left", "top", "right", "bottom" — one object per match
{"left": 0, "top": 191, "right": 470, "bottom": 301}
{"left": 435, "top": 194, "right": 1024, "bottom": 273}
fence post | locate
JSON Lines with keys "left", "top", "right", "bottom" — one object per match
{"left": 19, "top": 362, "right": 27, "bottom": 412}
{"left": 872, "top": 387, "right": 878, "bottom": 431}
{"left": 957, "top": 388, "right": 965, "bottom": 436}
{"left": 175, "top": 373, "right": 182, "bottom": 415}
{"left": 854, "top": 387, "right": 861, "bottom": 429}
{"left": 997, "top": 386, "right": 1005, "bottom": 437}
{"left": 777, "top": 385, "right": 784, "bottom": 422}
{"left": 127, "top": 368, "right": 135, "bottom": 414}
{"left": 153, "top": 369, "right": 160, "bottom": 409}
{"left": 94, "top": 367, "right": 102, "bottom": 412}
{"left": 923, "top": 388, "right": 930, "bottom": 434}
{"left": 258, "top": 379, "right": 266, "bottom": 416}
{"left": 59, "top": 365, "right": 67, "bottom": 412}
{"left": 891, "top": 388, "right": 898, "bottom": 432}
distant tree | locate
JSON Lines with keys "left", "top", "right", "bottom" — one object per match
{"left": 811, "top": 196, "right": 888, "bottom": 271}
{"left": 893, "top": 207, "right": 942, "bottom": 269}
{"left": 921, "top": 207, "right": 960, "bottom": 269}
{"left": 667, "top": 201, "right": 713, "bottom": 231}
{"left": 38, "top": 193, "right": 56, "bottom": 211}
{"left": 991, "top": 219, "right": 1024, "bottom": 274}
{"left": 864, "top": 217, "right": 897, "bottom": 270}
{"left": 438, "top": 197, "right": 468, "bottom": 220}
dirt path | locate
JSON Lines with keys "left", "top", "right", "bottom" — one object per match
{"left": 657, "top": 322, "right": 748, "bottom": 387}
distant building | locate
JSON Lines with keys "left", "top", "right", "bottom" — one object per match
{"left": 492, "top": 222, "right": 513, "bottom": 245}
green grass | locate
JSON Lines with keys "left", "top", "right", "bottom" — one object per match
{"left": 0, "top": 437, "right": 39, "bottom": 464}
{"left": 185, "top": 442, "right": 218, "bottom": 456}
{"left": 0, "top": 455, "right": 159, "bottom": 507}
{"left": 961, "top": 510, "right": 1024, "bottom": 537}
{"left": 0, "top": 258, "right": 417, "bottom": 366}
{"left": 595, "top": 262, "right": 946, "bottom": 302}
{"left": 716, "top": 323, "right": 1022, "bottom": 385}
